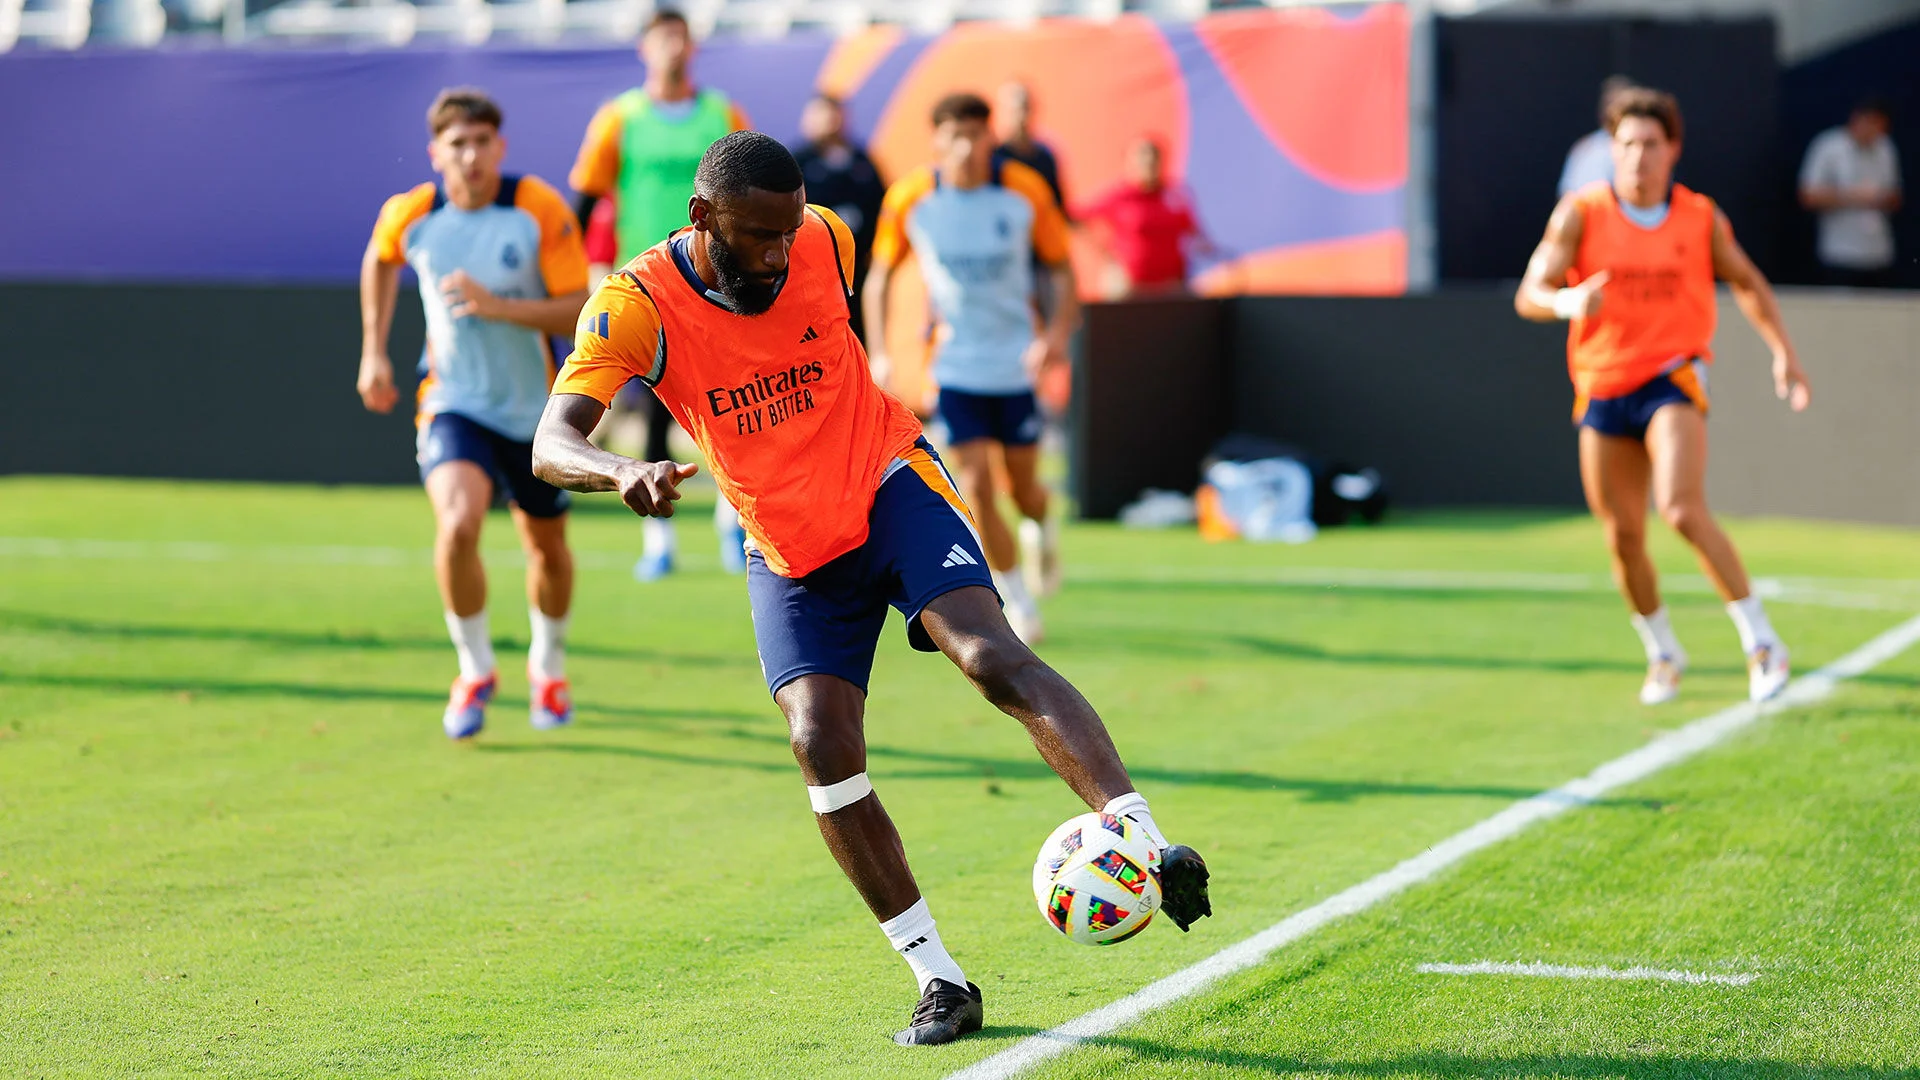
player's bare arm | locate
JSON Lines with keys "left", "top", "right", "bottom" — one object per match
{"left": 1026, "top": 260, "right": 1080, "bottom": 372}
{"left": 356, "top": 239, "right": 402, "bottom": 414}
{"left": 440, "top": 272, "right": 589, "bottom": 337}
{"left": 1515, "top": 196, "right": 1610, "bottom": 322}
{"left": 531, "top": 392, "right": 698, "bottom": 517}
{"left": 1711, "top": 209, "right": 1811, "bottom": 411}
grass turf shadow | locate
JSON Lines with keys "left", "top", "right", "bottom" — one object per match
{"left": 1074, "top": 1040, "right": 1920, "bottom": 1079}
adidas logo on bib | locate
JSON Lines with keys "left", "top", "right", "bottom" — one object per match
{"left": 941, "top": 544, "right": 978, "bottom": 569}
{"left": 799, "top": 326, "right": 819, "bottom": 343}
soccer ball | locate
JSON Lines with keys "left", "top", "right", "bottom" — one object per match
{"left": 1032, "top": 811, "right": 1162, "bottom": 946}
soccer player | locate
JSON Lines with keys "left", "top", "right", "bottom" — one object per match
{"left": 1515, "top": 88, "right": 1812, "bottom": 706}
{"left": 570, "top": 6, "right": 752, "bottom": 581}
{"left": 357, "top": 88, "right": 590, "bottom": 739}
{"left": 864, "top": 93, "right": 1072, "bottom": 643}
{"left": 531, "top": 132, "right": 1212, "bottom": 1045}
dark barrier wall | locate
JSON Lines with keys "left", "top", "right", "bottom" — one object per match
{"left": 0, "top": 284, "right": 423, "bottom": 484}
{"left": 1078, "top": 289, "right": 1920, "bottom": 527}
{"left": 1437, "top": 17, "right": 1779, "bottom": 281}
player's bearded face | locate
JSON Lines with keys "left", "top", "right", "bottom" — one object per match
{"left": 704, "top": 191, "right": 805, "bottom": 317}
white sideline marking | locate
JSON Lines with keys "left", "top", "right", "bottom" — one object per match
{"left": 944, "top": 613, "right": 1920, "bottom": 1080}
{"left": 1416, "top": 961, "right": 1757, "bottom": 986}
{"left": 4, "top": 537, "right": 1916, "bottom": 611}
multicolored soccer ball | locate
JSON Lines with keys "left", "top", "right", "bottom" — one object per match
{"left": 1031, "top": 811, "right": 1162, "bottom": 945}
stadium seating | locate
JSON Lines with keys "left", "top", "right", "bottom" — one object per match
{"left": 1, "top": 0, "right": 1275, "bottom": 50}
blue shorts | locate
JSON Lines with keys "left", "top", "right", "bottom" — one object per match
{"left": 938, "top": 387, "right": 1044, "bottom": 448}
{"left": 1576, "top": 360, "right": 1710, "bottom": 442}
{"left": 417, "top": 411, "right": 571, "bottom": 518}
{"left": 748, "top": 438, "right": 997, "bottom": 695}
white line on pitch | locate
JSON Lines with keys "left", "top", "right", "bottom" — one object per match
{"left": 943, "top": 613, "right": 1920, "bottom": 1080}
{"left": 4, "top": 537, "right": 1915, "bottom": 610}
{"left": 1416, "top": 961, "right": 1757, "bottom": 986}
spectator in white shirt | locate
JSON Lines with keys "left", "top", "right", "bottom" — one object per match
{"left": 1558, "top": 76, "right": 1638, "bottom": 198}
{"left": 1799, "top": 98, "right": 1903, "bottom": 288}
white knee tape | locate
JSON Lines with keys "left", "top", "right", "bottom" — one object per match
{"left": 808, "top": 772, "right": 874, "bottom": 813}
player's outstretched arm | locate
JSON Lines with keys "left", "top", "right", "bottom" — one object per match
{"left": 861, "top": 262, "right": 894, "bottom": 384}
{"left": 440, "top": 272, "right": 589, "bottom": 338}
{"left": 532, "top": 393, "right": 699, "bottom": 517}
{"left": 1515, "top": 196, "right": 1605, "bottom": 322}
{"left": 1711, "top": 209, "right": 1810, "bottom": 412}
{"left": 357, "top": 240, "right": 401, "bottom": 414}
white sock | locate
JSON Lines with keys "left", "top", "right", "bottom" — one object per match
{"left": 992, "top": 568, "right": 1035, "bottom": 613}
{"left": 528, "top": 609, "right": 568, "bottom": 681}
{"left": 1727, "top": 595, "right": 1779, "bottom": 654}
{"left": 1629, "top": 606, "right": 1684, "bottom": 663}
{"left": 444, "top": 610, "right": 495, "bottom": 680}
{"left": 643, "top": 517, "right": 676, "bottom": 557}
{"left": 1102, "top": 791, "right": 1170, "bottom": 851}
{"left": 879, "top": 898, "right": 966, "bottom": 992}
{"left": 714, "top": 496, "right": 741, "bottom": 535}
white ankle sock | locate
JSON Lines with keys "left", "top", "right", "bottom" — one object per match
{"left": 444, "top": 610, "right": 495, "bottom": 680}
{"left": 992, "top": 568, "right": 1035, "bottom": 613}
{"left": 1727, "top": 595, "right": 1779, "bottom": 654}
{"left": 528, "top": 610, "right": 568, "bottom": 680}
{"left": 1629, "top": 606, "right": 1684, "bottom": 663}
{"left": 643, "top": 517, "right": 676, "bottom": 557}
{"left": 1102, "top": 791, "right": 1170, "bottom": 850}
{"left": 879, "top": 898, "right": 966, "bottom": 992}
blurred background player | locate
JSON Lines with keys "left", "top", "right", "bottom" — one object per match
{"left": 568, "top": 7, "right": 751, "bottom": 580}
{"left": 1079, "top": 135, "right": 1216, "bottom": 298}
{"left": 991, "top": 80, "right": 1066, "bottom": 212}
{"left": 1516, "top": 87, "right": 1811, "bottom": 707}
{"left": 864, "top": 93, "right": 1075, "bottom": 643}
{"left": 532, "top": 132, "right": 1210, "bottom": 1044}
{"left": 355, "top": 88, "right": 590, "bottom": 739}
{"left": 1798, "top": 97, "right": 1903, "bottom": 289}
{"left": 791, "top": 93, "right": 888, "bottom": 343}
{"left": 1558, "top": 76, "right": 1638, "bottom": 198}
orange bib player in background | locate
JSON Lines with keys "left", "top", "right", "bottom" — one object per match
{"left": 529, "top": 132, "right": 1212, "bottom": 1047}
{"left": 1516, "top": 87, "right": 1812, "bottom": 708}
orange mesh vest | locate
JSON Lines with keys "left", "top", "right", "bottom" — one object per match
{"left": 626, "top": 209, "right": 924, "bottom": 578}
{"left": 1566, "top": 182, "right": 1718, "bottom": 399}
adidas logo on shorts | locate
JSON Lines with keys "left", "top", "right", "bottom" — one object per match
{"left": 941, "top": 544, "right": 979, "bottom": 569}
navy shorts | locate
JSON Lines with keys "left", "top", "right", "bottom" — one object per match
{"left": 1577, "top": 360, "right": 1710, "bottom": 442}
{"left": 417, "top": 411, "right": 571, "bottom": 518}
{"left": 748, "top": 438, "right": 997, "bottom": 695}
{"left": 938, "top": 387, "right": 1044, "bottom": 448}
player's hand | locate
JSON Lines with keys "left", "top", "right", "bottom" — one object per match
{"left": 441, "top": 270, "right": 500, "bottom": 321}
{"left": 1025, "top": 333, "right": 1069, "bottom": 377}
{"left": 357, "top": 352, "right": 398, "bottom": 414}
{"left": 1773, "top": 349, "right": 1811, "bottom": 412}
{"left": 617, "top": 460, "right": 699, "bottom": 517}
{"left": 1554, "top": 270, "right": 1610, "bottom": 319}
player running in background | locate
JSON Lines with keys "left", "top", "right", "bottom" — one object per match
{"left": 863, "top": 93, "right": 1073, "bottom": 644}
{"left": 570, "top": 6, "right": 751, "bottom": 581}
{"left": 532, "top": 132, "right": 1211, "bottom": 1045}
{"left": 1516, "top": 88, "right": 1811, "bottom": 706}
{"left": 356, "top": 88, "right": 590, "bottom": 739}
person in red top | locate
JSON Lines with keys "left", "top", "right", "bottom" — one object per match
{"left": 531, "top": 132, "right": 1212, "bottom": 1046}
{"left": 1080, "top": 136, "right": 1212, "bottom": 297}
{"left": 1516, "top": 88, "right": 1811, "bottom": 707}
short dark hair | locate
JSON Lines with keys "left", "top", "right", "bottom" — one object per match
{"left": 1597, "top": 75, "right": 1637, "bottom": 126}
{"left": 1605, "top": 87, "right": 1683, "bottom": 143}
{"left": 695, "top": 130, "right": 804, "bottom": 202}
{"left": 1853, "top": 96, "right": 1892, "bottom": 121}
{"left": 644, "top": 7, "right": 688, "bottom": 35}
{"left": 931, "top": 92, "right": 991, "bottom": 128}
{"left": 809, "top": 92, "right": 845, "bottom": 111}
{"left": 428, "top": 87, "right": 503, "bottom": 136}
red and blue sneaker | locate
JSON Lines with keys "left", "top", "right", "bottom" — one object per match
{"left": 443, "top": 673, "right": 497, "bottom": 740}
{"left": 530, "top": 675, "right": 573, "bottom": 730}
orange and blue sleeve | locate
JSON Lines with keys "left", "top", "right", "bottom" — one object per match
{"left": 809, "top": 205, "right": 859, "bottom": 294}
{"left": 569, "top": 101, "right": 625, "bottom": 197}
{"left": 516, "top": 176, "right": 590, "bottom": 295}
{"left": 871, "top": 167, "right": 934, "bottom": 270}
{"left": 554, "top": 280, "right": 665, "bottom": 405}
{"left": 1003, "top": 160, "right": 1071, "bottom": 266}
{"left": 370, "top": 183, "right": 436, "bottom": 265}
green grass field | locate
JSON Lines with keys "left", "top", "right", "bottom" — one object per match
{"left": 4, "top": 476, "right": 1917, "bottom": 1079}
